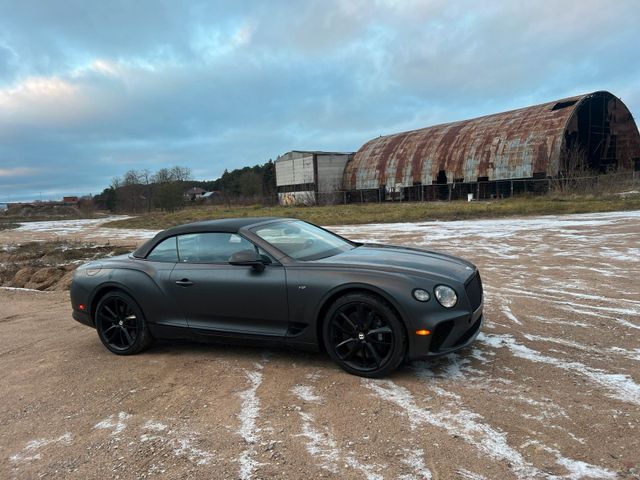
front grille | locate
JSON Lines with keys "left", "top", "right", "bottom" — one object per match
{"left": 465, "top": 272, "right": 483, "bottom": 311}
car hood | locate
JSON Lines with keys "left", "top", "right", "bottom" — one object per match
{"left": 313, "top": 244, "right": 476, "bottom": 283}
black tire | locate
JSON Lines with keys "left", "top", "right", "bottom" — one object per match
{"left": 95, "top": 291, "right": 152, "bottom": 355}
{"left": 323, "top": 292, "right": 407, "bottom": 378}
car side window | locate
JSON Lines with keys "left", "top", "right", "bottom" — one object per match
{"left": 146, "top": 237, "right": 178, "bottom": 262}
{"left": 177, "top": 233, "right": 258, "bottom": 263}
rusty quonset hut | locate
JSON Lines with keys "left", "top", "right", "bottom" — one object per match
{"left": 343, "top": 90, "right": 640, "bottom": 200}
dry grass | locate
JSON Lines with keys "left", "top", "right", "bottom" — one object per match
{"left": 103, "top": 193, "right": 640, "bottom": 230}
{"left": 0, "top": 221, "right": 19, "bottom": 230}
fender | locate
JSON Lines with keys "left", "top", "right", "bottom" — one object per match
{"left": 88, "top": 268, "right": 185, "bottom": 328}
{"left": 314, "top": 281, "right": 409, "bottom": 328}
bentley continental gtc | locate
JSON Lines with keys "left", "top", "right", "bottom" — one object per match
{"left": 71, "top": 217, "right": 483, "bottom": 377}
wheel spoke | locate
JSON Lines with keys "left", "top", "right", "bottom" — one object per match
{"left": 338, "top": 342, "right": 359, "bottom": 361}
{"left": 121, "top": 328, "right": 134, "bottom": 346}
{"left": 355, "top": 304, "right": 366, "bottom": 324}
{"left": 338, "top": 312, "right": 358, "bottom": 332}
{"left": 97, "top": 312, "right": 115, "bottom": 324}
{"left": 332, "top": 318, "right": 353, "bottom": 335}
{"left": 365, "top": 343, "right": 382, "bottom": 367}
{"left": 116, "top": 299, "right": 126, "bottom": 318}
{"left": 367, "top": 326, "right": 392, "bottom": 336}
{"left": 364, "top": 310, "right": 375, "bottom": 330}
{"left": 105, "top": 326, "right": 119, "bottom": 341}
{"left": 336, "top": 337, "right": 358, "bottom": 349}
{"left": 103, "top": 305, "right": 118, "bottom": 319}
{"left": 359, "top": 342, "right": 367, "bottom": 366}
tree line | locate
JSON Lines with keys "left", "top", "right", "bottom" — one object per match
{"left": 94, "top": 162, "right": 277, "bottom": 212}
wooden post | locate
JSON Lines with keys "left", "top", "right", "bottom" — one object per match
{"left": 510, "top": 180, "right": 514, "bottom": 197}
{"left": 448, "top": 184, "right": 452, "bottom": 202}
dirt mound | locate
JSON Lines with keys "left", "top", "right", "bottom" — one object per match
{"left": 0, "top": 241, "right": 132, "bottom": 291}
{"left": 6, "top": 204, "right": 83, "bottom": 219}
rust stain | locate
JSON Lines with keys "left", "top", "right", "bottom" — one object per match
{"left": 344, "top": 91, "right": 640, "bottom": 190}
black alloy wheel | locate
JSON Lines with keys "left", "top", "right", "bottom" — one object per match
{"left": 95, "top": 291, "right": 152, "bottom": 355}
{"left": 324, "top": 293, "right": 406, "bottom": 377}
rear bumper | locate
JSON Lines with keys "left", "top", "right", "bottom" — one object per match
{"left": 409, "top": 303, "right": 483, "bottom": 359}
{"left": 72, "top": 309, "right": 94, "bottom": 328}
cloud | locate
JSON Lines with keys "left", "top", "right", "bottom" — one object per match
{"left": 0, "top": 0, "right": 638, "bottom": 201}
{"left": 0, "top": 167, "right": 38, "bottom": 177}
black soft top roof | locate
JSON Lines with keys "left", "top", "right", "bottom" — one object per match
{"left": 132, "top": 217, "right": 285, "bottom": 258}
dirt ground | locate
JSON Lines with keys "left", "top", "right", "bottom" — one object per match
{"left": 0, "top": 212, "right": 639, "bottom": 479}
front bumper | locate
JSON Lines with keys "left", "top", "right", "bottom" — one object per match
{"left": 409, "top": 303, "right": 483, "bottom": 359}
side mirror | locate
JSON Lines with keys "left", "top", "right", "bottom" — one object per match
{"left": 228, "top": 249, "right": 265, "bottom": 272}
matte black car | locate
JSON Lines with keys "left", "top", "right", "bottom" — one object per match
{"left": 71, "top": 217, "right": 483, "bottom": 377}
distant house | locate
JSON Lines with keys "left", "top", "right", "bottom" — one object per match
{"left": 63, "top": 196, "right": 79, "bottom": 206}
{"left": 185, "top": 187, "right": 207, "bottom": 201}
{"left": 0, "top": 203, "right": 7, "bottom": 212}
{"left": 201, "top": 191, "right": 220, "bottom": 203}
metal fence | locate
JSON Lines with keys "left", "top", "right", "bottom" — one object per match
{"left": 313, "top": 171, "right": 640, "bottom": 205}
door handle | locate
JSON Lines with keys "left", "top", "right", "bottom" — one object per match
{"left": 175, "top": 279, "right": 194, "bottom": 287}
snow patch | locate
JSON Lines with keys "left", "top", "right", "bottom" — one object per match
{"left": 94, "top": 411, "right": 131, "bottom": 436}
{"left": 0, "top": 286, "right": 51, "bottom": 293}
{"left": 10, "top": 433, "right": 72, "bottom": 463}
{"left": 363, "top": 379, "right": 542, "bottom": 479}
{"left": 399, "top": 448, "right": 433, "bottom": 480}
{"left": 291, "top": 385, "right": 322, "bottom": 403}
{"left": 143, "top": 420, "right": 168, "bottom": 432}
{"left": 296, "top": 410, "right": 340, "bottom": 473}
{"left": 480, "top": 333, "right": 640, "bottom": 405}
{"left": 521, "top": 440, "right": 616, "bottom": 479}
{"left": 344, "top": 455, "right": 384, "bottom": 480}
{"left": 456, "top": 469, "right": 488, "bottom": 480}
{"left": 237, "top": 368, "right": 264, "bottom": 479}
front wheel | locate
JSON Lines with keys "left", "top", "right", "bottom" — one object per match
{"left": 323, "top": 293, "right": 407, "bottom": 378}
{"left": 95, "top": 291, "right": 152, "bottom": 355}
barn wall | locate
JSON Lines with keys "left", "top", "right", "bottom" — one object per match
{"left": 316, "top": 154, "right": 353, "bottom": 193}
{"left": 275, "top": 153, "right": 315, "bottom": 187}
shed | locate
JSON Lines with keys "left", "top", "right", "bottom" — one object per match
{"left": 275, "top": 151, "right": 354, "bottom": 205}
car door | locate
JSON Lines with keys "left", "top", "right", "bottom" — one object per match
{"left": 168, "top": 232, "right": 289, "bottom": 336}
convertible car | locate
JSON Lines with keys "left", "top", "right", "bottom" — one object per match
{"left": 71, "top": 217, "right": 483, "bottom": 377}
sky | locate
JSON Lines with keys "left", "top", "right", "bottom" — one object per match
{"left": 0, "top": 0, "right": 639, "bottom": 202}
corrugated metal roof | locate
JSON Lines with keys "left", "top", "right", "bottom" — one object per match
{"left": 344, "top": 91, "right": 640, "bottom": 189}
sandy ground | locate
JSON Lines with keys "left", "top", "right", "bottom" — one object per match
{"left": 0, "top": 211, "right": 639, "bottom": 479}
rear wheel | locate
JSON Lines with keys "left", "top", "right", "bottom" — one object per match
{"left": 95, "top": 291, "right": 152, "bottom": 355}
{"left": 323, "top": 293, "right": 406, "bottom": 378}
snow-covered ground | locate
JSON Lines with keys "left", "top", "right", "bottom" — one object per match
{"left": 2, "top": 210, "right": 639, "bottom": 479}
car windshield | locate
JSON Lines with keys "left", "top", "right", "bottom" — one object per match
{"left": 253, "top": 220, "right": 355, "bottom": 260}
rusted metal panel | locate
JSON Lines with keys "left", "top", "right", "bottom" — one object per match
{"left": 344, "top": 91, "right": 640, "bottom": 190}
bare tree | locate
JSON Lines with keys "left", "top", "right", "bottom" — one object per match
{"left": 169, "top": 166, "right": 192, "bottom": 182}
{"left": 122, "top": 169, "right": 141, "bottom": 186}
{"left": 152, "top": 168, "right": 172, "bottom": 184}
{"left": 554, "top": 143, "right": 591, "bottom": 193}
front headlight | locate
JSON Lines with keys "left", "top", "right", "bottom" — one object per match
{"left": 434, "top": 285, "right": 457, "bottom": 308}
